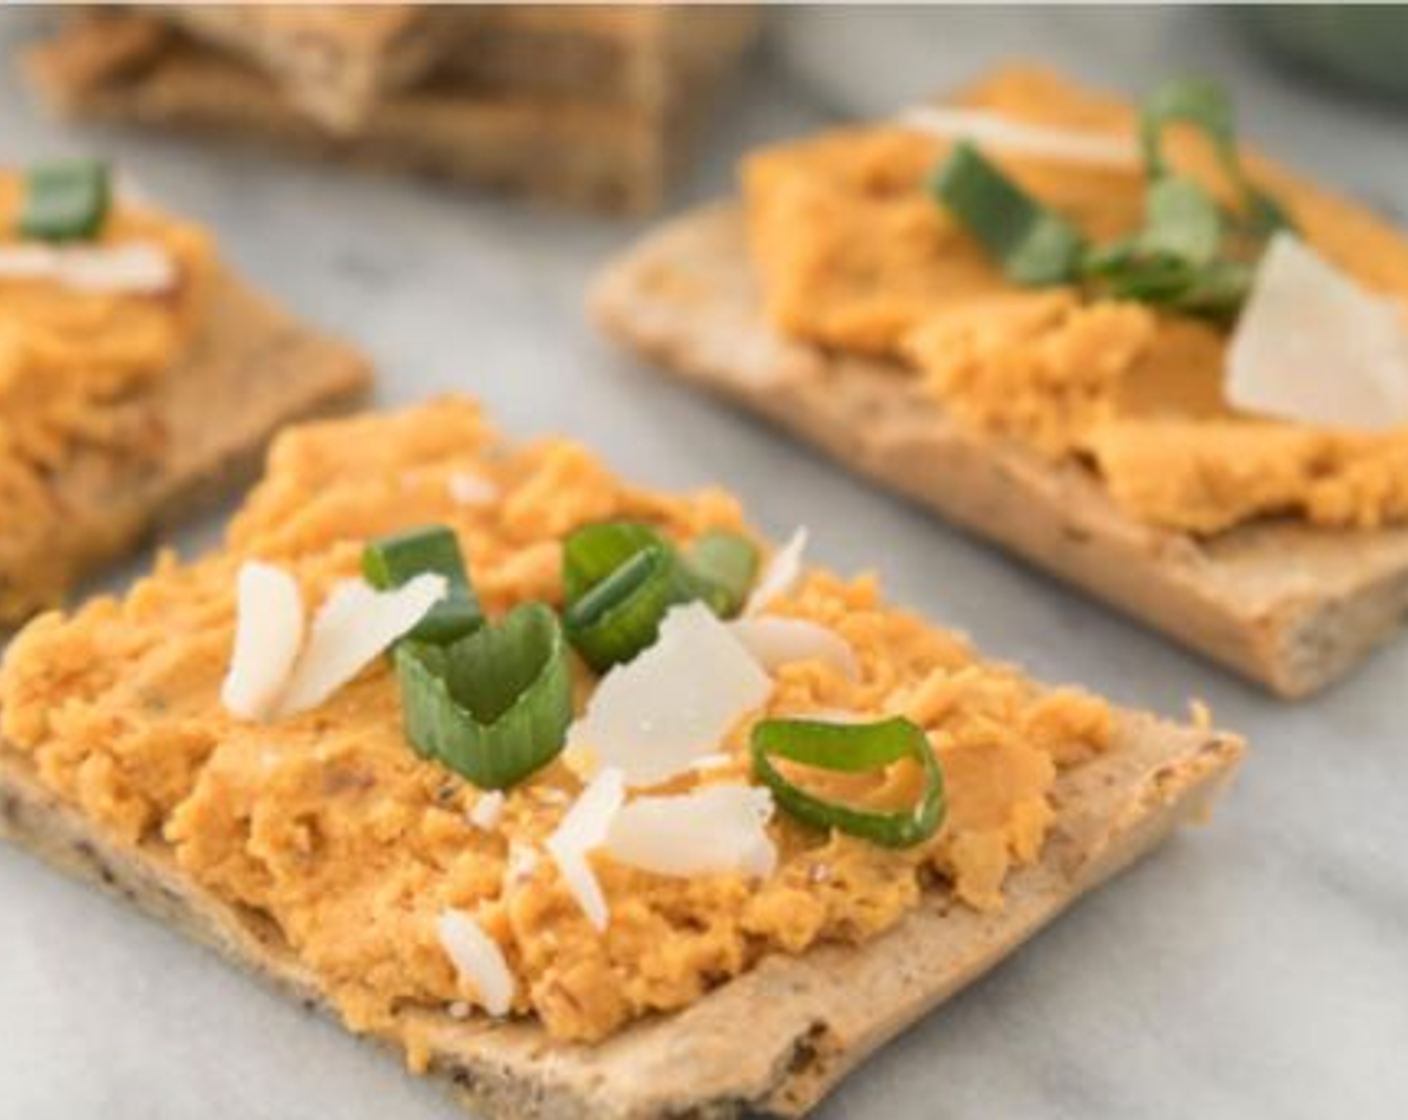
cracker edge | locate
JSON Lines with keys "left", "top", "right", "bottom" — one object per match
{"left": 0, "top": 711, "right": 1242, "bottom": 1119}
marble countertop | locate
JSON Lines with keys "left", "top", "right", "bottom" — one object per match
{"left": 1, "top": 7, "right": 1405, "bottom": 1118}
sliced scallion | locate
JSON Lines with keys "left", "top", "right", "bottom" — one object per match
{"left": 561, "top": 521, "right": 760, "bottom": 671}
{"left": 395, "top": 603, "right": 573, "bottom": 789}
{"left": 929, "top": 140, "right": 1086, "bottom": 286}
{"left": 751, "top": 716, "right": 945, "bottom": 849}
{"left": 683, "top": 530, "right": 759, "bottom": 618}
{"left": 363, "top": 525, "right": 482, "bottom": 644}
{"left": 563, "top": 540, "right": 686, "bottom": 672}
{"left": 19, "top": 158, "right": 111, "bottom": 242}
{"left": 1139, "top": 77, "right": 1292, "bottom": 236}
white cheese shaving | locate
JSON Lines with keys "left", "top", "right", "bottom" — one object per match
{"left": 745, "top": 527, "right": 809, "bottom": 615}
{"left": 545, "top": 768, "right": 624, "bottom": 931}
{"left": 502, "top": 842, "right": 540, "bottom": 891}
{"left": 689, "top": 753, "right": 734, "bottom": 773}
{"left": 566, "top": 603, "right": 772, "bottom": 787}
{"left": 898, "top": 105, "right": 1139, "bottom": 168}
{"left": 1227, "top": 233, "right": 1408, "bottom": 431}
{"left": 447, "top": 471, "right": 499, "bottom": 507}
{"left": 468, "top": 790, "right": 505, "bottom": 831}
{"left": 220, "top": 561, "right": 306, "bottom": 722}
{"left": 729, "top": 617, "right": 860, "bottom": 680}
{"left": 435, "top": 910, "right": 514, "bottom": 1017}
{"left": 273, "top": 573, "right": 447, "bottom": 718}
{"left": 0, "top": 240, "right": 177, "bottom": 294}
{"left": 604, "top": 785, "right": 777, "bottom": 880}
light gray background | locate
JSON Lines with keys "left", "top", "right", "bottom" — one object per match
{"left": 2, "top": 6, "right": 1405, "bottom": 1118}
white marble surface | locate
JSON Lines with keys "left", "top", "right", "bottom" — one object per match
{"left": 2, "top": 7, "right": 1406, "bottom": 1118}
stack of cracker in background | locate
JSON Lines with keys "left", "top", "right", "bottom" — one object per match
{"left": 25, "top": 4, "right": 760, "bottom": 212}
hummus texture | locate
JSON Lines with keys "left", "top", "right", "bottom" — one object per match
{"left": 1, "top": 399, "right": 1114, "bottom": 1049}
{"left": 0, "top": 172, "right": 214, "bottom": 618}
{"left": 744, "top": 67, "right": 1408, "bottom": 535}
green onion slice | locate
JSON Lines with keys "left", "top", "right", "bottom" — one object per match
{"left": 395, "top": 603, "right": 573, "bottom": 789}
{"left": 930, "top": 140, "right": 1086, "bottom": 286}
{"left": 19, "top": 158, "right": 111, "bottom": 242}
{"left": 1139, "top": 77, "right": 1292, "bottom": 236}
{"left": 564, "top": 539, "right": 686, "bottom": 672}
{"left": 751, "top": 716, "right": 945, "bottom": 849}
{"left": 683, "top": 529, "right": 759, "bottom": 618}
{"left": 363, "top": 525, "right": 483, "bottom": 644}
{"left": 562, "top": 521, "right": 760, "bottom": 672}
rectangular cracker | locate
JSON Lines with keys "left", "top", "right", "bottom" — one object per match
{"left": 0, "top": 626, "right": 1242, "bottom": 1118}
{"left": 26, "top": 9, "right": 758, "bottom": 213}
{"left": 590, "top": 205, "right": 1408, "bottom": 697}
{"left": 0, "top": 266, "right": 371, "bottom": 627}
{"left": 156, "top": 5, "right": 758, "bottom": 126}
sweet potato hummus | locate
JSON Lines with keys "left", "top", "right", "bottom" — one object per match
{"left": 0, "top": 174, "right": 213, "bottom": 617}
{"left": 1, "top": 399, "right": 1114, "bottom": 1049}
{"left": 744, "top": 68, "right": 1408, "bottom": 535}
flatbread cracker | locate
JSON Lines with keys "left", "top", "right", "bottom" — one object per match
{"left": 590, "top": 205, "right": 1408, "bottom": 697}
{"left": 26, "top": 9, "right": 757, "bottom": 213}
{"left": 0, "top": 688, "right": 1241, "bottom": 1118}
{"left": 0, "top": 266, "right": 370, "bottom": 626}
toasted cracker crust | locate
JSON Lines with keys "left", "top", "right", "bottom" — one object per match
{"left": 590, "top": 205, "right": 1408, "bottom": 697}
{"left": 0, "top": 709, "right": 1242, "bottom": 1118}
{"left": 0, "top": 266, "right": 370, "bottom": 627}
{"left": 25, "top": 10, "right": 757, "bottom": 213}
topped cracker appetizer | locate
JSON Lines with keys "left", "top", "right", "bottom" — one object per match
{"left": 0, "top": 398, "right": 1242, "bottom": 1117}
{"left": 593, "top": 67, "right": 1408, "bottom": 696}
{"left": 0, "top": 156, "right": 370, "bottom": 627}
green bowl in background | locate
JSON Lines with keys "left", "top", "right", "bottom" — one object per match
{"left": 1241, "top": 5, "right": 1408, "bottom": 100}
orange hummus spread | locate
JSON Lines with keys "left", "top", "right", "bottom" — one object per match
{"left": 0, "top": 398, "right": 1114, "bottom": 1051}
{"left": 743, "top": 67, "right": 1408, "bottom": 535}
{"left": 0, "top": 172, "right": 214, "bottom": 618}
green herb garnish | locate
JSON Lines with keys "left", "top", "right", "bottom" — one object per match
{"left": 929, "top": 76, "right": 1292, "bottom": 318}
{"left": 395, "top": 604, "right": 573, "bottom": 790}
{"left": 751, "top": 716, "right": 945, "bottom": 848}
{"left": 930, "top": 140, "right": 1087, "bottom": 285}
{"left": 561, "top": 520, "right": 759, "bottom": 672}
{"left": 363, "top": 525, "right": 483, "bottom": 644}
{"left": 19, "top": 158, "right": 111, "bottom": 242}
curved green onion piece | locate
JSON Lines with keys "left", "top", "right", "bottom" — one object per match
{"left": 751, "top": 716, "right": 945, "bottom": 849}
{"left": 561, "top": 521, "right": 760, "bottom": 671}
{"left": 363, "top": 525, "right": 482, "bottom": 644}
{"left": 930, "top": 141, "right": 1086, "bottom": 286}
{"left": 1139, "top": 77, "right": 1293, "bottom": 236}
{"left": 395, "top": 602, "right": 573, "bottom": 789}
{"left": 564, "top": 539, "right": 687, "bottom": 672}
{"left": 20, "top": 158, "right": 111, "bottom": 242}
{"left": 683, "top": 530, "right": 759, "bottom": 618}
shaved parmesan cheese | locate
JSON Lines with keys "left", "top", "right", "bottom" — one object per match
{"left": 745, "top": 526, "right": 808, "bottom": 615}
{"left": 436, "top": 910, "right": 514, "bottom": 1017}
{"left": 899, "top": 106, "right": 1138, "bottom": 168}
{"left": 690, "top": 753, "right": 734, "bottom": 773}
{"left": 1228, "top": 233, "right": 1408, "bottom": 431}
{"left": 468, "top": 791, "right": 505, "bottom": 831}
{"left": 448, "top": 471, "right": 498, "bottom": 507}
{"left": 546, "top": 768, "right": 625, "bottom": 931}
{"left": 0, "top": 241, "right": 176, "bottom": 294}
{"left": 604, "top": 785, "right": 777, "bottom": 880}
{"left": 503, "top": 842, "right": 539, "bottom": 891}
{"left": 729, "top": 617, "right": 860, "bottom": 680}
{"left": 567, "top": 603, "right": 771, "bottom": 787}
{"left": 274, "top": 573, "right": 447, "bottom": 718}
{"left": 221, "top": 562, "right": 306, "bottom": 721}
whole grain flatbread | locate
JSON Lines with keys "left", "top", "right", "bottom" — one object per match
{"left": 0, "top": 266, "right": 370, "bottom": 626}
{"left": 590, "top": 205, "right": 1408, "bottom": 698}
{"left": 25, "top": 10, "right": 757, "bottom": 213}
{"left": 0, "top": 708, "right": 1241, "bottom": 1118}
